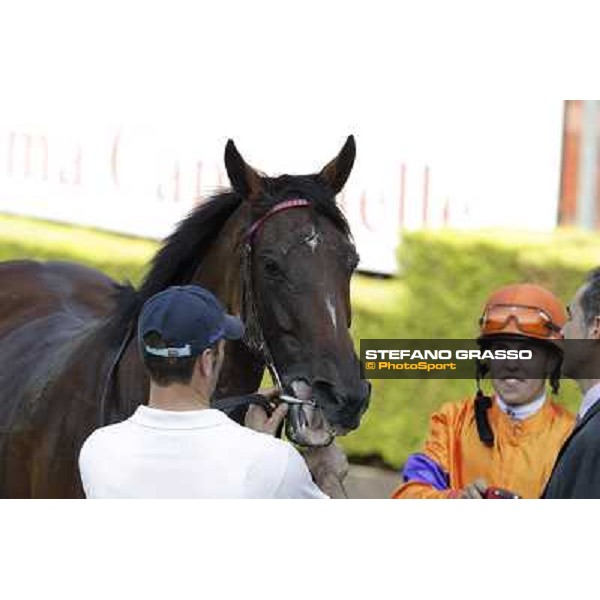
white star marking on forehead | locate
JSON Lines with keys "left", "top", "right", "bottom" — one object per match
{"left": 305, "top": 227, "right": 320, "bottom": 253}
{"left": 326, "top": 294, "right": 337, "bottom": 331}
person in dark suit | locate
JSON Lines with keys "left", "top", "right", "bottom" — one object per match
{"left": 543, "top": 268, "right": 600, "bottom": 498}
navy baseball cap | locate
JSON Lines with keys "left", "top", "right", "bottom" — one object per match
{"left": 138, "top": 285, "right": 244, "bottom": 358}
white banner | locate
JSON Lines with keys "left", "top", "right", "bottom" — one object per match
{"left": 0, "top": 106, "right": 565, "bottom": 276}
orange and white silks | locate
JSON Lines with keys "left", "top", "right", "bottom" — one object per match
{"left": 392, "top": 397, "right": 574, "bottom": 499}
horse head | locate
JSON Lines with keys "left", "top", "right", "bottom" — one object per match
{"left": 223, "top": 136, "right": 371, "bottom": 446}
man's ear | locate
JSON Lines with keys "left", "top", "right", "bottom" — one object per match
{"left": 197, "top": 349, "right": 213, "bottom": 378}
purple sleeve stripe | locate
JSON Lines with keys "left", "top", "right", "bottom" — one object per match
{"left": 401, "top": 453, "right": 450, "bottom": 491}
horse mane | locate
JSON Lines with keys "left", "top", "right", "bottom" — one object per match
{"left": 106, "top": 176, "right": 351, "bottom": 344}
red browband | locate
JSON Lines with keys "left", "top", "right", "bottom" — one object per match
{"left": 245, "top": 199, "right": 311, "bottom": 244}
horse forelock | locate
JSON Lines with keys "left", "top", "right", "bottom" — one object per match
{"left": 262, "top": 174, "right": 352, "bottom": 239}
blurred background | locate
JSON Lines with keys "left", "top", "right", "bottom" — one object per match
{"left": 2, "top": 4, "right": 599, "bottom": 495}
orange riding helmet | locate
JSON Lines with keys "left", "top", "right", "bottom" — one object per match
{"left": 475, "top": 284, "right": 567, "bottom": 444}
{"left": 478, "top": 283, "right": 566, "bottom": 348}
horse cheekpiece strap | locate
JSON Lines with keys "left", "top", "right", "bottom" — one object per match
{"left": 245, "top": 199, "right": 311, "bottom": 244}
{"left": 241, "top": 198, "right": 313, "bottom": 408}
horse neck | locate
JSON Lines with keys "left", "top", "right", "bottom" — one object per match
{"left": 192, "top": 202, "right": 266, "bottom": 397}
{"left": 114, "top": 202, "right": 262, "bottom": 414}
{"left": 189, "top": 202, "right": 249, "bottom": 311}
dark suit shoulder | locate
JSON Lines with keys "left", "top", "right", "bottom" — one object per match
{"left": 544, "top": 409, "right": 600, "bottom": 498}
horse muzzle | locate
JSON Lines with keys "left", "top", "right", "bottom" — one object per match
{"left": 283, "top": 379, "right": 335, "bottom": 447}
{"left": 282, "top": 377, "right": 370, "bottom": 447}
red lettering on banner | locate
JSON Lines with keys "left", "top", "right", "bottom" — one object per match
{"left": 195, "top": 160, "right": 203, "bottom": 200}
{"left": 111, "top": 131, "right": 121, "bottom": 187}
{"left": 398, "top": 163, "right": 406, "bottom": 229}
{"left": 422, "top": 165, "right": 430, "bottom": 227}
{"left": 360, "top": 192, "right": 375, "bottom": 231}
{"left": 7, "top": 132, "right": 49, "bottom": 180}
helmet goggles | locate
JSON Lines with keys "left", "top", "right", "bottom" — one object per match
{"left": 479, "top": 304, "right": 563, "bottom": 339}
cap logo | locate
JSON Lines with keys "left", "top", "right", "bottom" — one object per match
{"left": 145, "top": 344, "right": 192, "bottom": 358}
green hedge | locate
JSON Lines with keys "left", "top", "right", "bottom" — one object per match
{"left": 2, "top": 215, "right": 600, "bottom": 467}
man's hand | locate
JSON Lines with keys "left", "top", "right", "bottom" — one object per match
{"left": 255, "top": 386, "right": 281, "bottom": 402}
{"left": 245, "top": 398, "right": 288, "bottom": 436}
{"left": 455, "top": 478, "right": 488, "bottom": 499}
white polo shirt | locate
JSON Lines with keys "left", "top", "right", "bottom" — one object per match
{"left": 79, "top": 406, "right": 328, "bottom": 499}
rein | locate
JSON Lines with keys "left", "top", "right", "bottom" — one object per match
{"left": 98, "top": 324, "right": 134, "bottom": 426}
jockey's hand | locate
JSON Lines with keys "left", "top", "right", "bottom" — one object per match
{"left": 456, "top": 478, "right": 488, "bottom": 499}
{"left": 245, "top": 402, "right": 288, "bottom": 436}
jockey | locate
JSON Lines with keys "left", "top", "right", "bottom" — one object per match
{"left": 392, "top": 283, "right": 575, "bottom": 499}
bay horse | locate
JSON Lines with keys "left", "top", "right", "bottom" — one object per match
{"left": 0, "top": 136, "right": 371, "bottom": 498}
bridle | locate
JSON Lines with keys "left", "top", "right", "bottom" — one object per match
{"left": 98, "top": 198, "right": 319, "bottom": 427}
{"left": 240, "top": 198, "right": 316, "bottom": 407}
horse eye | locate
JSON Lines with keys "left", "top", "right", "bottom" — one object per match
{"left": 263, "top": 257, "right": 282, "bottom": 277}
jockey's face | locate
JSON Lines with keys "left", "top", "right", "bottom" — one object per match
{"left": 488, "top": 338, "right": 556, "bottom": 406}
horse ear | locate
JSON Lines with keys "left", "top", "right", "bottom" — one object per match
{"left": 319, "top": 135, "right": 356, "bottom": 195}
{"left": 224, "top": 140, "right": 264, "bottom": 201}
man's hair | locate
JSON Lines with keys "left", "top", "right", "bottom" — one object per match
{"left": 141, "top": 332, "right": 217, "bottom": 386}
{"left": 581, "top": 267, "right": 600, "bottom": 326}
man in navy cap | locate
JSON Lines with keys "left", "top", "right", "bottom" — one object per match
{"left": 79, "top": 285, "right": 341, "bottom": 498}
